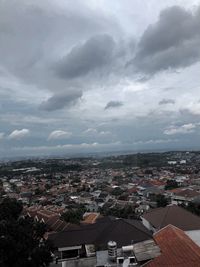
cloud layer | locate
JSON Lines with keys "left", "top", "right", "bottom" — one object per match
{"left": 56, "top": 34, "right": 116, "bottom": 79}
{"left": 133, "top": 5, "right": 200, "bottom": 74}
{"left": 1, "top": 1, "right": 200, "bottom": 158}
{"left": 40, "top": 90, "right": 83, "bottom": 111}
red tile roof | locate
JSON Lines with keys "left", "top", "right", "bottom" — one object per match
{"left": 150, "top": 180, "right": 166, "bottom": 186}
{"left": 82, "top": 213, "right": 100, "bottom": 224}
{"left": 36, "top": 210, "right": 59, "bottom": 223}
{"left": 168, "top": 188, "right": 183, "bottom": 193}
{"left": 128, "top": 187, "right": 138, "bottom": 194}
{"left": 145, "top": 225, "right": 200, "bottom": 267}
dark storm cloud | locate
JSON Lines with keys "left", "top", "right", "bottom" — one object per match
{"left": 104, "top": 101, "right": 123, "bottom": 110}
{"left": 0, "top": 0, "right": 120, "bottom": 90}
{"left": 55, "top": 34, "right": 116, "bottom": 79}
{"left": 159, "top": 98, "right": 175, "bottom": 105}
{"left": 133, "top": 6, "right": 200, "bottom": 74}
{"left": 1, "top": 0, "right": 200, "bottom": 158}
{"left": 0, "top": 0, "right": 122, "bottom": 114}
{"left": 39, "top": 90, "right": 82, "bottom": 111}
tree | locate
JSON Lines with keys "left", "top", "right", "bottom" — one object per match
{"left": 0, "top": 197, "right": 23, "bottom": 220}
{"left": 100, "top": 204, "right": 136, "bottom": 219}
{"left": 34, "top": 188, "right": 43, "bottom": 195}
{"left": 61, "top": 205, "right": 86, "bottom": 224}
{"left": 165, "top": 179, "right": 179, "bottom": 190}
{"left": 45, "top": 184, "right": 51, "bottom": 191}
{"left": 0, "top": 198, "right": 52, "bottom": 267}
{"left": 156, "top": 194, "right": 168, "bottom": 207}
{"left": 180, "top": 202, "right": 200, "bottom": 216}
{"left": 111, "top": 187, "right": 124, "bottom": 196}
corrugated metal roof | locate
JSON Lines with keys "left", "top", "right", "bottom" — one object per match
{"left": 133, "top": 239, "right": 160, "bottom": 262}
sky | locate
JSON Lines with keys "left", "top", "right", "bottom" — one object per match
{"left": 1, "top": 0, "right": 200, "bottom": 158}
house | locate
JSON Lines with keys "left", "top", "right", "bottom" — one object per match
{"left": 174, "top": 175, "right": 188, "bottom": 186}
{"left": 170, "top": 188, "right": 200, "bottom": 205}
{"left": 142, "top": 187, "right": 164, "bottom": 200}
{"left": 95, "top": 239, "right": 160, "bottom": 267}
{"left": 85, "top": 201, "right": 99, "bottom": 212}
{"left": 141, "top": 205, "right": 200, "bottom": 245}
{"left": 25, "top": 206, "right": 69, "bottom": 232}
{"left": 135, "top": 204, "right": 150, "bottom": 215}
{"left": 82, "top": 212, "right": 101, "bottom": 224}
{"left": 49, "top": 216, "right": 152, "bottom": 266}
{"left": 144, "top": 225, "right": 200, "bottom": 267}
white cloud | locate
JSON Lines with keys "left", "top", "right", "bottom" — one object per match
{"left": 84, "top": 128, "right": 98, "bottom": 134}
{"left": 48, "top": 130, "right": 72, "bottom": 140}
{"left": 133, "top": 138, "right": 178, "bottom": 144}
{"left": 164, "top": 123, "right": 196, "bottom": 135}
{"left": 8, "top": 129, "right": 30, "bottom": 139}
{"left": 83, "top": 128, "right": 111, "bottom": 135}
{"left": 99, "top": 131, "right": 111, "bottom": 135}
{"left": 12, "top": 141, "right": 121, "bottom": 153}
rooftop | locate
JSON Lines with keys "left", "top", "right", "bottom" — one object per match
{"left": 145, "top": 225, "right": 200, "bottom": 267}
{"left": 142, "top": 205, "right": 200, "bottom": 231}
{"left": 49, "top": 216, "right": 152, "bottom": 249}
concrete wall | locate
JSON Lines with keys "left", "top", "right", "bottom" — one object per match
{"left": 61, "top": 257, "right": 96, "bottom": 267}
{"left": 186, "top": 230, "right": 200, "bottom": 246}
{"left": 141, "top": 217, "right": 156, "bottom": 233}
{"left": 50, "top": 263, "right": 62, "bottom": 267}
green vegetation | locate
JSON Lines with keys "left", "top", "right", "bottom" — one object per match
{"left": 122, "top": 153, "right": 167, "bottom": 167}
{"left": 100, "top": 204, "right": 136, "bottom": 219}
{"left": 156, "top": 194, "right": 169, "bottom": 207}
{"left": 111, "top": 187, "right": 124, "bottom": 196}
{"left": 61, "top": 205, "right": 86, "bottom": 224}
{"left": 0, "top": 159, "right": 83, "bottom": 177}
{"left": 165, "top": 179, "right": 179, "bottom": 190}
{"left": 34, "top": 188, "right": 44, "bottom": 195}
{"left": 180, "top": 202, "right": 200, "bottom": 216}
{"left": 0, "top": 198, "right": 52, "bottom": 267}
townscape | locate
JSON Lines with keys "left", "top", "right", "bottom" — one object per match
{"left": 2, "top": 151, "right": 200, "bottom": 266}
{"left": 1, "top": 0, "right": 200, "bottom": 266}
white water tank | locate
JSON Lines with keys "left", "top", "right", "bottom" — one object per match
{"left": 122, "top": 245, "right": 134, "bottom": 253}
{"left": 108, "top": 241, "right": 117, "bottom": 261}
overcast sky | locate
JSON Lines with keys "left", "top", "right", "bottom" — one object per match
{"left": 1, "top": 0, "right": 200, "bottom": 158}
